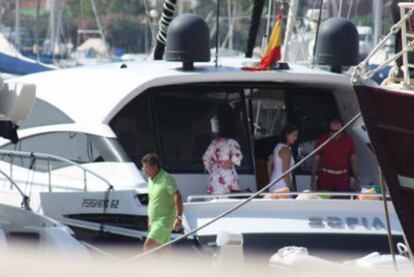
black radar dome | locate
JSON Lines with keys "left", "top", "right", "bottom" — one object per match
{"left": 315, "top": 17, "right": 359, "bottom": 71}
{"left": 166, "top": 14, "right": 210, "bottom": 70}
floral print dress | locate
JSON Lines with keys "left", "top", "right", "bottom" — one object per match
{"left": 202, "top": 138, "right": 243, "bottom": 194}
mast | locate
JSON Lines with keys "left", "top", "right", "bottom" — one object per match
{"left": 48, "top": 0, "right": 56, "bottom": 55}
{"left": 373, "top": 0, "right": 383, "bottom": 46}
{"left": 338, "top": 0, "right": 344, "bottom": 16}
{"left": 34, "top": 0, "right": 40, "bottom": 61}
{"left": 227, "top": 0, "right": 233, "bottom": 51}
{"left": 14, "top": 0, "right": 20, "bottom": 50}
{"left": 90, "top": 0, "right": 106, "bottom": 42}
{"left": 245, "top": 0, "right": 265, "bottom": 58}
{"left": 282, "top": 0, "right": 299, "bottom": 61}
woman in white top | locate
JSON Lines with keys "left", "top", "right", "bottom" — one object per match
{"left": 267, "top": 124, "right": 299, "bottom": 197}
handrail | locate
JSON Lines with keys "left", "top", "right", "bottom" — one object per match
{"left": 0, "top": 149, "right": 114, "bottom": 191}
{"left": 186, "top": 191, "right": 391, "bottom": 202}
{"left": 0, "top": 168, "right": 31, "bottom": 210}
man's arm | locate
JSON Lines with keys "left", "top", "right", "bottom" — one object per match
{"left": 350, "top": 154, "right": 360, "bottom": 191}
{"left": 173, "top": 190, "right": 183, "bottom": 232}
{"left": 311, "top": 154, "right": 320, "bottom": 190}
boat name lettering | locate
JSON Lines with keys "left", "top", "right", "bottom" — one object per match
{"left": 81, "top": 198, "right": 120, "bottom": 209}
{"left": 308, "top": 216, "right": 386, "bottom": 230}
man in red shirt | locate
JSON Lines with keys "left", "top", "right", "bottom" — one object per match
{"left": 311, "top": 118, "right": 360, "bottom": 191}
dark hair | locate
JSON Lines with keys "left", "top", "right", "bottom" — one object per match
{"left": 329, "top": 117, "right": 343, "bottom": 125}
{"left": 141, "top": 153, "right": 161, "bottom": 168}
{"left": 280, "top": 124, "right": 298, "bottom": 144}
{"left": 217, "top": 104, "right": 239, "bottom": 139}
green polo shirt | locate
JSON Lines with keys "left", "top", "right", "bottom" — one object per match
{"left": 148, "top": 169, "right": 178, "bottom": 225}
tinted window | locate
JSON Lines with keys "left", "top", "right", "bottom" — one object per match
{"left": 110, "top": 94, "right": 157, "bottom": 165}
{"left": 19, "top": 99, "right": 74, "bottom": 129}
{"left": 1, "top": 132, "right": 129, "bottom": 170}
{"left": 154, "top": 88, "right": 252, "bottom": 173}
{"left": 247, "top": 88, "right": 287, "bottom": 140}
{"left": 110, "top": 86, "right": 254, "bottom": 173}
{"left": 286, "top": 90, "right": 339, "bottom": 142}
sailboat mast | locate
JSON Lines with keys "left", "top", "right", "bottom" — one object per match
{"left": 48, "top": 0, "right": 55, "bottom": 55}
{"left": 373, "top": 0, "right": 383, "bottom": 46}
{"left": 34, "top": 0, "right": 40, "bottom": 61}
{"left": 14, "top": 0, "right": 20, "bottom": 49}
{"left": 90, "top": 0, "right": 106, "bottom": 42}
{"left": 245, "top": 0, "right": 265, "bottom": 58}
{"left": 263, "top": 0, "right": 274, "bottom": 49}
{"left": 225, "top": 0, "right": 233, "bottom": 51}
{"left": 282, "top": 0, "right": 299, "bottom": 61}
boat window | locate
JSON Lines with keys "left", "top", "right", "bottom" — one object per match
{"left": 154, "top": 88, "right": 253, "bottom": 173}
{"left": 0, "top": 132, "right": 129, "bottom": 171}
{"left": 286, "top": 90, "right": 340, "bottom": 174}
{"left": 246, "top": 86, "right": 339, "bottom": 185}
{"left": 18, "top": 99, "right": 74, "bottom": 129}
{"left": 6, "top": 232, "right": 40, "bottom": 246}
{"left": 110, "top": 83, "right": 339, "bottom": 178}
{"left": 285, "top": 90, "right": 339, "bottom": 142}
{"left": 110, "top": 93, "right": 156, "bottom": 165}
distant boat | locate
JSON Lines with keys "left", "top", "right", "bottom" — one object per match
{"left": 0, "top": 32, "right": 55, "bottom": 75}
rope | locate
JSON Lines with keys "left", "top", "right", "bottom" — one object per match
{"left": 122, "top": 112, "right": 362, "bottom": 263}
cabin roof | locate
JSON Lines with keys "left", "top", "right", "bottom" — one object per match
{"left": 10, "top": 58, "right": 353, "bottom": 125}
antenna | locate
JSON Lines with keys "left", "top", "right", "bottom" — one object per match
{"left": 215, "top": 0, "right": 220, "bottom": 67}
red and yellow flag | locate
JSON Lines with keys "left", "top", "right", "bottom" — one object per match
{"left": 243, "top": 11, "right": 283, "bottom": 71}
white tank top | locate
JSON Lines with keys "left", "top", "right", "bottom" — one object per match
{"left": 269, "top": 143, "right": 294, "bottom": 192}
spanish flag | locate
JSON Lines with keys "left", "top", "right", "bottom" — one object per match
{"left": 243, "top": 11, "right": 283, "bottom": 71}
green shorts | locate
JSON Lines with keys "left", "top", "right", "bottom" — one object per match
{"left": 148, "top": 221, "right": 172, "bottom": 245}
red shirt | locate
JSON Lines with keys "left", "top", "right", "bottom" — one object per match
{"left": 315, "top": 133, "right": 355, "bottom": 170}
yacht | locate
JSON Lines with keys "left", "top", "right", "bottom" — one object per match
{"left": 0, "top": 74, "right": 87, "bottom": 254}
{"left": 353, "top": 2, "right": 414, "bottom": 256}
{"left": 0, "top": 11, "right": 404, "bottom": 253}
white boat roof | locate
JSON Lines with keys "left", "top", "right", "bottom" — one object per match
{"left": 9, "top": 58, "right": 353, "bottom": 125}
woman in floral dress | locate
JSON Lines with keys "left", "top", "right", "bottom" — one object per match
{"left": 202, "top": 105, "right": 243, "bottom": 194}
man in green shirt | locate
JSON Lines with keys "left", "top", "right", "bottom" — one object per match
{"left": 141, "top": 153, "right": 183, "bottom": 252}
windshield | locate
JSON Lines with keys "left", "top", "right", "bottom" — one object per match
{"left": 88, "top": 135, "right": 130, "bottom": 163}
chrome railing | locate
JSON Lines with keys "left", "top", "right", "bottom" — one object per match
{"left": 0, "top": 167, "right": 31, "bottom": 210}
{"left": 0, "top": 149, "right": 114, "bottom": 192}
{"left": 187, "top": 191, "right": 390, "bottom": 202}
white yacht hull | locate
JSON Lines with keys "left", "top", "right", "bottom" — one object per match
{"left": 0, "top": 203, "right": 88, "bottom": 254}
{"left": 183, "top": 197, "right": 403, "bottom": 251}
{"left": 40, "top": 189, "right": 148, "bottom": 239}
